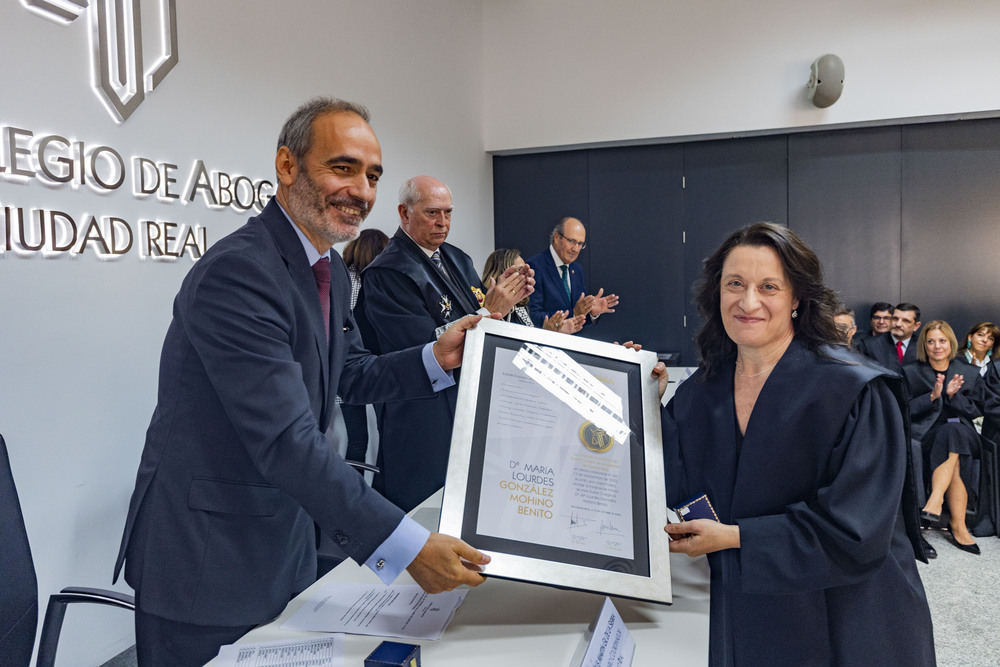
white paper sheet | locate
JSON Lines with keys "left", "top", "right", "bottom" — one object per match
{"left": 512, "top": 343, "right": 631, "bottom": 443}
{"left": 214, "top": 636, "right": 342, "bottom": 667}
{"left": 281, "top": 583, "right": 466, "bottom": 641}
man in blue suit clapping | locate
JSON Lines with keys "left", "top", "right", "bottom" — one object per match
{"left": 525, "top": 217, "right": 619, "bottom": 335}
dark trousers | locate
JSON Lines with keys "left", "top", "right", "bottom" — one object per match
{"left": 135, "top": 606, "right": 254, "bottom": 667}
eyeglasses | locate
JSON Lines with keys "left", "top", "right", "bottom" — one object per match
{"left": 556, "top": 231, "right": 586, "bottom": 250}
{"left": 872, "top": 316, "right": 892, "bottom": 322}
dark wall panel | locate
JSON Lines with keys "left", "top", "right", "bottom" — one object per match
{"left": 493, "top": 118, "right": 1000, "bottom": 366}
{"left": 586, "top": 145, "right": 684, "bottom": 352}
{"left": 902, "top": 119, "right": 1000, "bottom": 337}
{"left": 788, "top": 127, "right": 902, "bottom": 323}
{"left": 493, "top": 151, "right": 590, "bottom": 274}
{"left": 682, "top": 136, "right": 788, "bottom": 363}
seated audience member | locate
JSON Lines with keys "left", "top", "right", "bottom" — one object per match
{"left": 858, "top": 302, "right": 921, "bottom": 369}
{"left": 525, "top": 217, "right": 619, "bottom": 334}
{"left": 903, "top": 320, "right": 984, "bottom": 555}
{"left": 338, "top": 229, "right": 390, "bottom": 466}
{"left": 833, "top": 306, "right": 858, "bottom": 348}
{"left": 982, "top": 360, "right": 1000, "bottom": 444}
{"left": 482, "top": 249, "right": 585, "bottom": 333}
{"left": 867, "top": 301, "right": 894, "bottom": 337}
{"left": 961, "top": 321, "right": 1000, "bottom": 376}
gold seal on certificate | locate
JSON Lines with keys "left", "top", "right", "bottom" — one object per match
{"left": 579, "top": 421, "right": 614, "bottom": 453}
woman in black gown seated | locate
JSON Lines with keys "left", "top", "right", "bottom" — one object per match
{"left": 903, "top": 320, "right": 984, "bottom": 555}
{"left": 659, "top": 222, "right": 934, "bottom": 666}
{"left": 961, "top": 321, "right": 1000, "bottom": 376}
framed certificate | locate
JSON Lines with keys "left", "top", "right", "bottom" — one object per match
{"left": 439, "top": 318, "right": 671, "bottom": 604}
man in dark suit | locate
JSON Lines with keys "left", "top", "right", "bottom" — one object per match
{"left": 114, "top": 100, "right": 490, "bottom": 666}
{"left": 833, "top": 306, "right": 859, "bottom": 350}
{"left": 866, "top": 301, "right": 894, "bottom": 338}
{"left": 357, "top": 175, "right": 532, "bottom": 512}
{"left": 858, "top": 302, "right": 922, "bottom": 369}
{"left": 525, "top": 217, "right": 619, "bottom": 335}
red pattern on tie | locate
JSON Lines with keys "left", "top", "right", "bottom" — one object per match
{"left": 312, "top": 257, "right": 331, "bottom": 342}
{"left": 896, "top": 340, "right": 904, "bottom": 363}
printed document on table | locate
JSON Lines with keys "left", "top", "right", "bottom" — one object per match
{"left": 214, "top": 635, "right": 341, "bottom": 666}
{"left": 281, "top": 582, "right": 467, "bottom": 640}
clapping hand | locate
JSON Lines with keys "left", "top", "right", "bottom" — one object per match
{"left": 589, "top": 288, "right": 619, "bottom": 317}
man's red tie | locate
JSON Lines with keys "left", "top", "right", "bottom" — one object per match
{"left": 896, "top": 340, "right": 904, "bottom": 363}
{"left": 312, "top": 257, "right": 331, "bottom": 342}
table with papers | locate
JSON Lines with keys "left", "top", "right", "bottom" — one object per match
{"left": 205, "top": 492, "right": 711, "bottom": 666}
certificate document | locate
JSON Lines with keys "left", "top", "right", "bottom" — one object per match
{"left": 476, "top": 346, "right": 634, "bottom": 560}
{"left": 439, "top": 318, "right": 671, "bottom": 604}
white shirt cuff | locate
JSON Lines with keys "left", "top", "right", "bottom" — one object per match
{"left": 364, "top": 515, "right": 431, "bottom": 585}
{"left": 422, "top": 342, "right": 455, "bottom": 391}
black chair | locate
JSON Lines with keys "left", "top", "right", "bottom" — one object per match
{"left": 0, "top": 434, "right": 135, "bottom": 666}
{"left": 978, "top": 433, "right": 1000, "bottom": 538}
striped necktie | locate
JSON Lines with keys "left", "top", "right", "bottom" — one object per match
{"left": 560, "top": 264, "right": 571, "bottom": 301}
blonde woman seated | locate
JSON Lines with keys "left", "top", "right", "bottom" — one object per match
{"left": 903, "top": 320, "right": 984, "bottom": 555}
{"left": 482, "top": 249, "right": 585, "bottom": 333}
{"left": 962, "top": 321, "right": 1000, "bottom": 376}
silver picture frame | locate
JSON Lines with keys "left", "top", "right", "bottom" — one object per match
{"left": 439, "top": 318, "right": 671, "bottom": 604}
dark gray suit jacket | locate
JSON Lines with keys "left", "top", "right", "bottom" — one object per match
{"left": 114, "top": 200, "right": 433, "bottom": 627}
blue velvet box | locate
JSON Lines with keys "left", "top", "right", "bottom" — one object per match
{"left": 364, "top": 641, "right": 421, "bottom": 667}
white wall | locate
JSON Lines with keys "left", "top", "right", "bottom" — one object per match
{"left": 483, "top": 0, "right": 1000, "bottom": 151}
{"left": 6, "top": 1, "right": 997, "bottom": 663}
{"left": 0, "top": 1, "right": 487, "bottom": 663}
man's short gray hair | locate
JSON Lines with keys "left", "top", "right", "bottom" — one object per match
{"left": 398, "top": 178, "right": 422, "bottom": 208}
{"left": 398, "top": 176, "right": 451, "bottom": 208}
{"left": 276, "top": 97, "right": 370, "bottom": 162}
{"left": 550, "top": 216, "right": 575, "bottom": 244}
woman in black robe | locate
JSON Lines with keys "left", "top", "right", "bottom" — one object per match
{"left": 902, "top": 320, "right": 983, "bottom": 555}
{"left": 660, "top": 222, "right": 935, "bottom": 666}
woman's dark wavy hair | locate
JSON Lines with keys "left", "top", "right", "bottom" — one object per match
{"left": 693, "top": 222, "right": 843, "bottom": 380}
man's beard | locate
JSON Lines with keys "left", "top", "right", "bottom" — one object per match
{"left": 287, "top": 166, "right": 369, "bottom": 246}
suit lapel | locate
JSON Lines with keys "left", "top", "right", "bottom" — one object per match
{"left": 438, "top": 245, "right": 481, "bottom": 313}
{"left": 392, "top": 229, "right": 479, "bottom": 316}
{"left": 261, "top": 201, "right": 331, "bottom": 409}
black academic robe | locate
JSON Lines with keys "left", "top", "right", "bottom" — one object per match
{"left": 663, "top": 340, "right": 934, "bottom": 667}
{"left": 356, "top": 228, "right": 485, "bottom": 512}
{"left": 902, "top": 358, "right": 983, "bottom": 503}
{"left": 982, "top": 361, "right": 1000, "bottom": 444}
{"left": 902, "top": 359, "right": 983, "bottom": 442}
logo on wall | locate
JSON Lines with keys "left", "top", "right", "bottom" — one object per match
{"left": 22, "top": 0, "right": 178, "bottom": 123}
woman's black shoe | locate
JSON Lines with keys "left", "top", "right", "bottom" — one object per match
{"left": 947, "top": 533, "right": 981, "bottom": 555}
{"left": 920, "top": 510, "right": 943, "bottom": 528}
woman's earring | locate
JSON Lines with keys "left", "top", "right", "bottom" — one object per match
{"left": 791, "top": 309, "right": 798, "bottom": 319}
{"left": 967, "top": 339, "right": 973, "bottom": 349}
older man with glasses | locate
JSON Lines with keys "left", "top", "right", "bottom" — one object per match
{"left": 525, "top": 216, "right": 619, "bottom": 335}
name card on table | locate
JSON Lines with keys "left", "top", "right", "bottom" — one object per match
{"left": 572, "top": 597, "right": 635, "bottom": 667}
